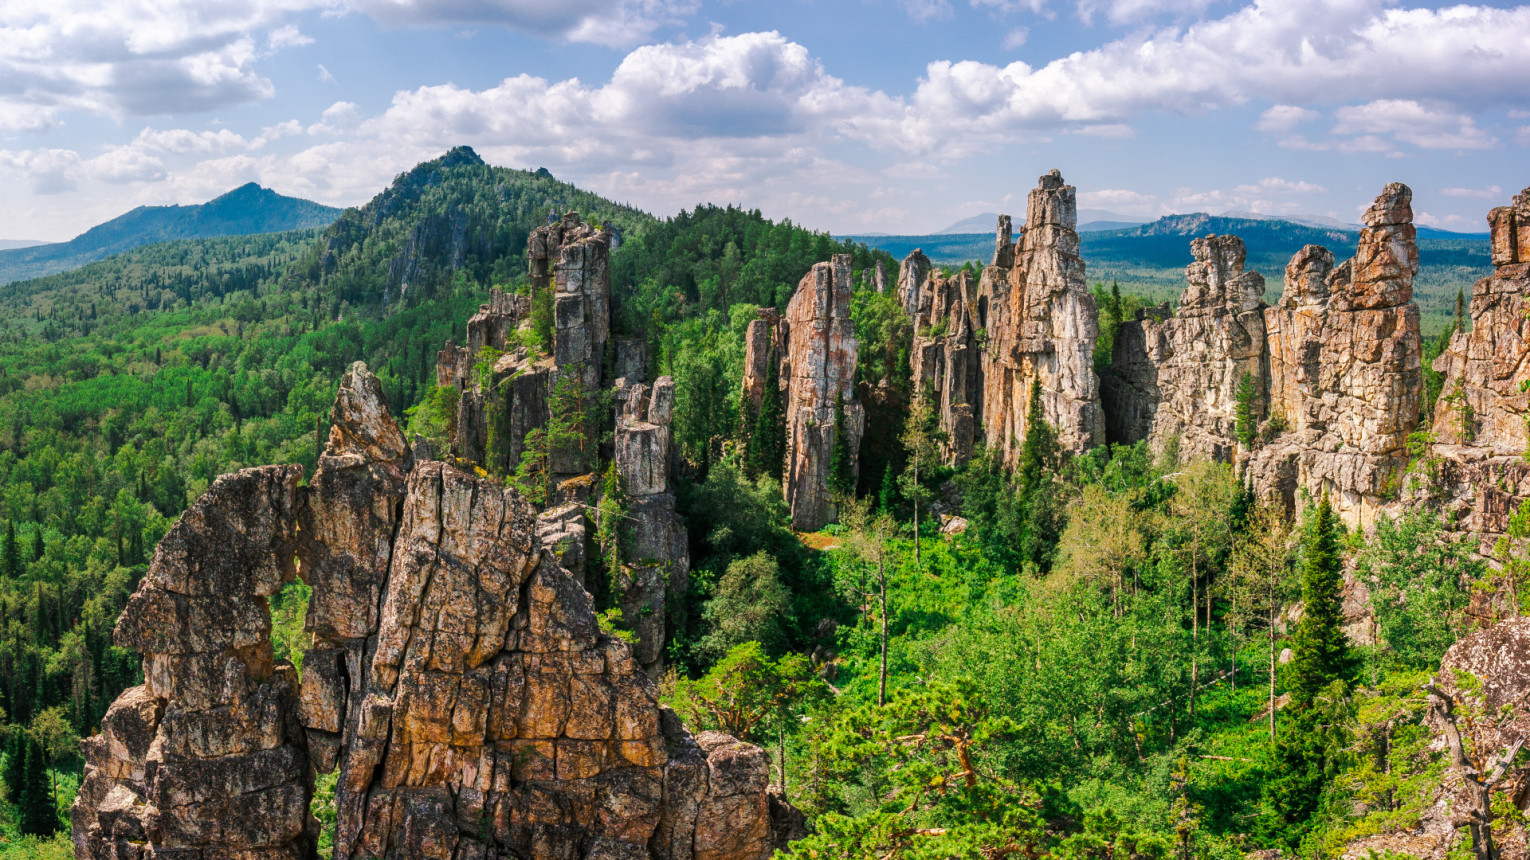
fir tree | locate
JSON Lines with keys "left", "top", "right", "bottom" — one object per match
{"left": 30, "top": 528, "right": 43, "bottom": 564}
{"left": 18, "top": 736, "right": 54, "bottom": 836}
{"left": 1288, "top": 496, "right": 1351, "bottom": 705}
{"left": 1455, "top": 287, "right": 1467, "bottom": 335}
{"left": 748, "top": 353, "right": 786, "bottom": 482}
{"left": 1234, "top": 372, "right": 1260, "bottom": 450}
{"left": 827, "top": 394, "right": 855, "bottom": 496}
{"left": 2, "top": 733, "right": 23, "bottom": 808}
{"left": 877, "top": 464, "right": 898, "bottom": 514}
{"left": 2, "top": 521, "right": 18, "bottom": 579}
{"left": 1016, "top": 378, "right": 1064, "bottom": 573}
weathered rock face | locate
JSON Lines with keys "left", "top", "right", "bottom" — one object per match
{"left": 1249, "top": 184, "right": 1422, "bottom": 528}
{"left": 73, "top": 464, "right": 315, "bottom": 860}
{"left": 739, "top": 309, "right": 783, "bottom": 416}
{"left": 1422, "top": 188, "right": 1530, "bottom": 546}
{"left": 782, "top": 255, "right": 864, "bottom": 531}
{"left": 1103, "top": 235, "right": 1268, "bottom": 462}
{"left": 980, "top": 172, "right": 1104, "bottom": 463}
{"left": 74, "top": 363, "right": 794, "bottom": 860}
{"left": 613, "top": 378, "right": 689, "bottom": 675}
{"left": 896, "top": 249, "right": 931, "bottom": 319}
{"left": 909, "top": 267, "right": 981, "bottom": 465}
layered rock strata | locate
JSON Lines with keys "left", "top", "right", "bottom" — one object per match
{"left": 896, "top": 249, "right": 931, "bottom": 318}
{"left": 908, "top": 267, "right": 981, "bottom": 465}
{"left": 1420, "top": 186, "right": 1530, "bottom": 544}
{"left": 979, "top": 172, "right": 1105, "bottom": 463}
{"left": 1249, "top": 183, "right": 1423, "bottom": 527}
{"left": 613, "top": 377, "right": 689, "bottom": 675}
{"left": 1103, "top": 235, "right": 1268, "bottom": 462}
{"left": 74, "top": 363, "right": 793, "bottom": 860}
{"left": 782, "top": 254, "right": 864, "bottom": 531}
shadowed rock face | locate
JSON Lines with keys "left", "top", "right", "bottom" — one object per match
{"left": 1414, "top": 187, "right": 1530, "bottom": 550}
{"left": 1248, "top": 183, "right": 1423, "bottom": 528}
{"left": 782, "top": 254, "right": 864, "bottom": 531}
{"left": 907, "top": 266, "right": 981, "bottom": 465}
{"left": 1103, "top": 234, "right": 1268, "bottom": 462}
{"left": 74, "top": 363, "right": 793, "bottom": 860}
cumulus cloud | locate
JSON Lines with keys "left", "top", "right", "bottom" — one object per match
{"left": 1257, "top": 105, "right": 1320, "bottom": 133}
{"left": 346, "top": 0, "right": 697, "bottom": 46}
{"left": 1232, "top": 177, "right": 1325, "bottom": 195}
{"left": 1332, "top": 99, "right": 1497, "bottom": 150}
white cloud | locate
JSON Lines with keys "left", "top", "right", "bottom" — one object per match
{"left": 1079, "top": 188, "right": 1158, "bottom": 215}
{"left": 0, "top": 149, "right": 84, "bottom": 194}
{"left": 1332, "top": 99, "right": 1497, "bottom": 150}
{"left": 85, "top": 147, "right": 168, "bottom": 184}
{"left": 901, "top": 0, "right": 954, "bottom": 21}
{"left": 1257, "top": 105, "right": 1319, "bottom": 133}
{"left": 346, "top": 0, "right": 698, "bottom": 47}
{"left": 866, "top": 0, "right": 1530, "bottom": 156}
{"left": 268, "top": 24, "right": 313, "bottom": 49}
{"left": 1440, "top": 185, "right": 1503, "bottom": 200}
{"left": 1002, "top": 27, "right": 1028, "bottom": 49}
{"left": 133, "top": 127, "right": 252, "bottom": 154}
{"left": 317, "top": 63, "right": 337, "bottom": 84}
{"left": 1232, "top": 177, "right": 1325, "bottom": 195}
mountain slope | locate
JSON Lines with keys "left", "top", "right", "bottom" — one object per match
{"left": 0, "top": 184, "right": 341, "bottom": 285}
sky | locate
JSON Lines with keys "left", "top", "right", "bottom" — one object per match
{"left": 2, "top": 0, "right": 1528, "bottom": 241}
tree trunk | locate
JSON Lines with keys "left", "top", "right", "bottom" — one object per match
{"left": 1268, "top": 599, "right": 1277, "bottom": 743}
{"left": 1190, "top": 546, "right": 1199, "bottom": 716}
{"left": 912, "top": 462, "right": 921, "bottom": 566}
{"left": 778, "top": 725, "right": 787, "bottom": 796}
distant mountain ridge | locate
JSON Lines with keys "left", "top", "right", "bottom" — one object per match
{"left": 0, "top": 239, "right": 46, "bottom": 251}
{"left": 0, "top": 184, "right": 342, "bottom": 285}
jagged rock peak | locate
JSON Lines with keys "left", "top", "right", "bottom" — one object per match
{"left": 783, "top": 254, "right": 864, "bottom": 531}
{"left": 897, "top": 248, "right": 932, "bottom": 318}
{"left": 1182, "top": 234, "right": 1265, "bottom": 312}
{"left": 75, "top": 362, "right": 795, "bottom": 860}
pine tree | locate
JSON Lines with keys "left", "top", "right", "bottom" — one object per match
{"left": 18, "top": 736, "right": 54, "bottom": 836}
{"left": 877, "top": 464, "right": 898, "bottom": 514}
{"left": 2, "top": 521, "right": 18, "bottom": 579}
{"left": 1016, "top": 378, "right": 1064, "bottom": 573}
{"left": 1288, "top": 496, "right": 1351, "bottom": 706}
{"left": 1234, "top": 372, "right": 1260, "bottom": 450}
{"left": 827, "top": 394, "right": 855, "bottom": 496}
{"left": 1455, "top": 287, "right": 1467, "bottom": 335}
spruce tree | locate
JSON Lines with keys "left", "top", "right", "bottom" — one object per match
{"left": 877, "top": 464, "right": 898, "bottom": 514}
{"left": 31, "top": 528, "right": 43, "bottom": 564}
{"left": 827, "top": 394, "right": 855, "bottom": 496}
{"left": 1234, "top": 372, "right": 1260, "bottom": 450}
{"left": 3, "top": 521, "right": 18, "bottom": 579}
{"left": 750, "top": 354, "right": 785, "bottom": 482}
{"left": 1016, "top": 379, "right": 1063, "bottom": 573}
{"left": 1455, "top": 287, "right": 1467, "bottom": 335}
{"left": 18, "top": 736, "right": 54, "bottom": 836}
{"left": 1288, "top": 496, "right": 1351, "bottom": 706}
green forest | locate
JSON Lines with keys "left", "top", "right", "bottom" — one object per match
{"left": 0, "top": 147, "right": 1512, "bottom": 859}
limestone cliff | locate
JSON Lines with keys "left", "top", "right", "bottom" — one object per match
{"left": 1248, "top": 183, "right": 1423, "bottom": 527}
{"left": 979, "top": 171, "right": 1104, "bottom": 463}
{"left": 73, "top": 364, "right": 795, "bottom": 860}
{"left": 1103, "top": 235, "right": 1268, "bottom": 462}
{"left": 781, "top": 255, "right": 864, "bottom": 531}
{"left": 1423, "top": 187, "right": 1530, "bottom": 545}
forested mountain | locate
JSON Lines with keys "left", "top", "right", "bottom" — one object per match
{"left": 0, "top": 149, "right": 1521, "bottom": 860}
{"left": 0, "top": 184, "right": 340, "bottom": 286}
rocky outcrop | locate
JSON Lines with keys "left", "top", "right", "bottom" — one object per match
{"left": 782, "top": 255, "right": 864, "bottom": 531}
{"left": 613, "top": 377, "right": 689, "bottom": 675}
{"left": 896, "top": 249, "right": 931, "bottom": 318}
{"left": 1340, "top": 618, "right": 1530, "bottom": 860}
{"left": 739, "top": 309, "right": 783, "bottom": 416}
{"left": 979, "top": 172, "right": 1104, "bottom": 463}
{"left": 438, "top": 213, "right": 611, "bottom": 477}
{"left": 1248, "top": 184, "right": 1422, "bottom": 527}
{"left": 72, "top": 466, "right": 315, "bottom": 860}
{"left": 74, "top": 363, "right": 793, "bottom": 860}
{"left": 909, "top": 268, "right": 981, "bottom": 465}
{"left": 1103, "top": 235, "right": 1268, "bottom": 462}
{"left": 1422, "top": 187, "right": 1530, "bottom": 546}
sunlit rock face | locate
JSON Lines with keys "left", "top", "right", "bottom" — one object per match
{"left": 73, "top": 363, "right": 795, "bottom": 860}
{"left": 1248, "top": 183, "right": 1423, "bottom": 529}
{"left": 979, "top": 171, "right": 1105, "bottom": 465}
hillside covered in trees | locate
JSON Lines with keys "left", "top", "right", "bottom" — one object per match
{"left": 0, "top": 149, "right": 1522, "bottom": 860}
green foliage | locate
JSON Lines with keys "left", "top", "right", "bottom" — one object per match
{"left": 1234, "top": 372, "right": 1260, "bottom": 449}
{"left": 827, "top": 394, "right": 855, "bottom": 497}
{"left": 18, "top": 735, "right": 54, "bottom": 836}
{"left": 270, "top": 580, "right": 312, "bottom": 675}
{"left": 594, "top": 461, "right": 627, "bottom": 598}
{"left": 1289, "top": 497, "right": 1353, "bottom": 706}
{"left": 665, "top": 641, "right": 824, "bottom": 741}
{"left": 1358, "top": 507, "right": 1483, "bottom": 670}
{"left": 697, "top": 552, "right": 793, "bottom": 662}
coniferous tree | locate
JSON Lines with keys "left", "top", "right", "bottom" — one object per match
{"left": 748, "top": 353, "right": 785, "bottom": 482}
{"left": 827, "top": 394, "right": 855, "bottom": 496}
{"left": 30, "top": 528, "right": 43, "bottom": 565}
{"left": 2, "top": 521, "right": 18, "bottom": 580}
{"left": 1016, "top": 378, "right": 1064, "bottom": 573}
{"left": 877, "top": 464, "right": 898, "bottom": 514}
{"left": 1455, "top": 287, "right": 1467, "bottom": 335}
{"left": 1288, "top": 496, "right": 1351, "bottom": 705}
{"left": 1234, "top": 372, "right": 1260, "bottom": 450}
{"left": 19, "top": 735, "right": 54, "bottom": 836}
{"left": 2, "top": 733, "right": 23, "bottom": 808}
